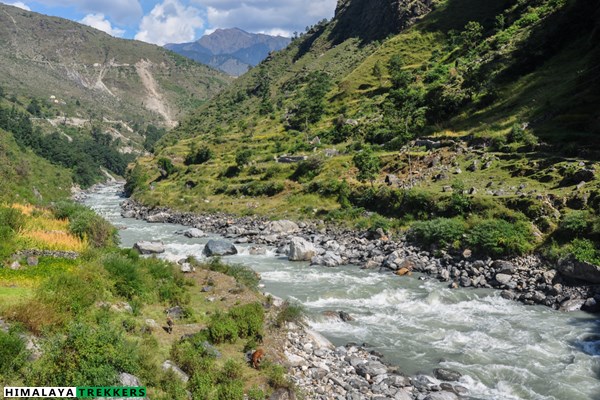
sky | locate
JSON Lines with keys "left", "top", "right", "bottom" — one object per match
{"left": 1, "top": 0, "right": 337, "bottom": 45}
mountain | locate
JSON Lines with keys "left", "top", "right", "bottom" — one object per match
{"left": 0, "top": 3, "right": 231, "bottom": 132}
{"left": 165, "top": 28, "right": 291, "bottom": 76}
{"left": 131, "top": 0, "right": 600, "bottom": 262}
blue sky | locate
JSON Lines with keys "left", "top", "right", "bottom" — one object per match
{"left": 1, "top": 0, "right": 337, "bottom": 45}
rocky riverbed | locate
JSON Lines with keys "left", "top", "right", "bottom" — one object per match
{"left": 283, "top": 320, "right": 465, "bottom": 400}
{"left": 117, "top": 196, "right": 600, "bottom": 313}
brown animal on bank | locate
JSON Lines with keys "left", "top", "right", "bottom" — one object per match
{"left": 251, "top": 348, "right": 265, "bottom": 369}
{"left": 166, "top": 315, "right": 174, "bottom": 334}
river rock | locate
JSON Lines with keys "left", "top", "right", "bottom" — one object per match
{"left": 558, "top": 256, "right": 600, "bottom": 284}
{"left": 311, "top": 251, "right": 343, "bottom": 267}
{"left": 268, "top": 220, "right": 300, "bottom": 234}
{"left": 26, "top": 256, "right": 39, "bottom": 266}
{"left": 424, "top": 392, "right": 459, "bottom": 400}
{"left": 183, "top": 228, "right": 206, "bottom": 238}
{"left": 559, "top": 299, "right": 585, "bottom": 312}
{"left": 133, "top": 241, "right": 165, "bottom": 254}
{"left": 495, "top": 273, "right": 513, "bottom": 286}
{"left": 433, "top": 368, "right": 462, "bottom": 382}
{"left": 161, "top": 360, "right": 189, "bottom": 382}
{"left": 492, "top": 260, "right": 516, "bottom": 274}
{"left": 249, "top": 246, "right": 267, "bottom": 255}
{"left": 356, "top": 361, "right": 388, "bottom": 378}
{"left": 146, "top": 212, "right": 170, "bottom": 223}
{"left": 288, "top": 237, "right": 317, "bottom": 261}
{"left": 203, "top": 240, "right": 238, "bottom": 257}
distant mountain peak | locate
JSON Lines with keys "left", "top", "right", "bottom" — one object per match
{"left": 165, "top": 28, "right": 291, "bottom": 76}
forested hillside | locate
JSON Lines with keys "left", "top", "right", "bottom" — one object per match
{"left": 130, "top": 0, "right": 600, "bottom": 262}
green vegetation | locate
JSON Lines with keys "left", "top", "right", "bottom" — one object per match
{"left": 126, "top": 0, "right": 600, "bottom": 261}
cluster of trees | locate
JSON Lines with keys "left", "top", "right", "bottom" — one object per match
{"left": 0, "top": 105, "right": 132, "bottom": 187}
{"left": 286, "top": 71, "right": 332, "bottom": 131}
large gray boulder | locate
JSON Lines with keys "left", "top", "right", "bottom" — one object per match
{"left": 146, "top": 212, "right": 170, "bottom": 223}
{"left": 558, "top": 256, "right": 600, "bottom": 283}
{"left": 161, "top": 360, "right": 189, "bottom": 382}
{"left": 288, "top": 237, "right": 316, "bottom": 261}
{"left": 133, "top": 241, "right": 165, "bottom": 254}
{"left": 424, "top": 392, "right": 458, "bottom": 400}
{"left": 268, "top": 220, "right": 300, "bottom": 234}
{"left": 203, "top": 240, "right": 238, "bottom": 257}
{"left": 183, "top": 228, "right": 206, "bottom": 238}
{"left": 311, "top": 252, "right": 343, "bottom": 267}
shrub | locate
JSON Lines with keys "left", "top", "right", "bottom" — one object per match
{"left": 189, "top": 373, "right": 216, "bottom": 400}
{"left": 157, "top": 158, "right": 176, "bottom": 177}
{"left": 558, "top": 211, "right": 591, "bottom": 238}
{"left": 247, "top": 386, "right": 266, "bottom": 400}
{"left": 275, "top": 301, "right": 305, "bottom": 328}
{"left": 265, "top": 362, "right": 293, "bottom": 390}
{"left": 568, "top": 239, "right": 600, "bottom": 265}
{"left": 228, "top": 303, "right": 264, "bottom": 339}
{"left": 0, "top": 206, "right": 25, "bottom": 232}
{"left": 30, "top": 321, "right": 139, "bottom": 386}
{"left": 193, "top": 258, "right": 260, "bottom": 290}
{"left": 290, "top": 157, "right": 324, "bottom": 182}
{"left": 0, "top": 329, "right": 27, "bottom": 375}
{"left": 68, "top": 208, "right": 116, "bottom": 248}
{"left": 220, "top": 359, "right": 243, "bottom": 381}
{"left": 467, "top": 219, "right": 534, "bottom": 257}
{"left": 185, "top": 145, "right": 213, "bottom": 165}
{"left": 102, "top": 254, "right": 146, "bottom": 300}
{"left": 208, "top": 313, "right": 239, "bottom": 344}
{"left": 216, "top": 380, "right": 244, "bottom": 400}
{"left": 235, "top": 148, "right": 253, "bottom": 167}
{"left": 409, "top": 218, "right": 467, "bottom": 249}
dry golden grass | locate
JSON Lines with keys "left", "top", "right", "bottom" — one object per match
{"left": 16, "top": 230, "right": 87, "bottom": 252}
{"left": 11, "top": 203, "right": 35, "bottom": 215}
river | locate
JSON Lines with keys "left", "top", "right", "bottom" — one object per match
{"left": 84, "top": 184, "right": 600, "bottom": 400}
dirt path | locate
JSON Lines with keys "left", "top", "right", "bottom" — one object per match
{"left": 135, "top": 59, "right": 176, "bottom": 128}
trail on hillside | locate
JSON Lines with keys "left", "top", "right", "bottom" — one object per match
{"left": 135, "top": 59, "right": 176, "bottom": 128}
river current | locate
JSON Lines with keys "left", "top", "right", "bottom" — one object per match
{"left": 84, "top": 184, "right": 600, "bottom": 400}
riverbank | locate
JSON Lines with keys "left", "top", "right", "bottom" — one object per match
{"left": 113, "top": 189, "right": 599, "bottom": 314}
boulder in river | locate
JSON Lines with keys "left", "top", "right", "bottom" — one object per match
{"left": 133, "top": 241, "right": 165, "bottom": 254}
{"left": 268, "top": 220, "right": 300, "bottom": 234}
{"left": 203, "top": 240, "right": 238, "bottom": 257}
{"left": 425, "top": 392, "right": 459, "bottom": 400}
{"left": 433, "top": 368, "right": 462, "bottom": 382}
{"left": 311, "top": 251, "right": 343, "bottom": 267}
{"left": 146, "top": 212, "right": 170, "bottom": 223}
{"left": 288, "top": 237, "right": 316, "bottom": 261}
{"left": 183, "top": 228, "right": 206, "bottom": 238}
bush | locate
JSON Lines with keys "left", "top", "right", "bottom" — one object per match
{"left": 247, "top": 386, "right": 266, "bottom": 400}
{"left": 216, "top": 380, "right": 244, "bottom": 400}
{"left": 185, "top": 145, "right": 213, "bottom": 166}
{"left": 208, "top": 313, "right": 239, "bottom": 344}
{"left": 102, "top": 254, "right": 146, "bottom": 300}
{"left": 30, "top": 321, "right": 139, "bottom": 386}
{"left": 568, "top": 239, "right": 600, "bottom": 265}
{"left": 0, "top": 206, "right": 25, "bottom": 232}
{"left": 158, "top": 158, "right": 176, "bottom": 177}
{"left": 467, "top": 219, "right": 534, "bottom": 257}
{"left": 193, "top": 258, "right": 260, "bottom": 290}
{"left": 558, "top": 211, "right": 592, "bottom": 238}
{"left": 409, "top": 218, "right": 467, "bottom": 249}
{"left": 275, "top": 301, "right": 305, "bottom": 328}
{"left": 65, "top": 206, "right": 116, "bottom": 248}
{"left": 228, "top": 303, "right": 264, "bottom": 339}
{"left": 290, "top": 157, "right": 324, "bottom": 182}
{"left": 0, "top": 329, "right": 27, "bottom": 375}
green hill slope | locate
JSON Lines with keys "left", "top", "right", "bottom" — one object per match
{"left": 0, "top": 3, "right": 231, "bottom": 142}
{"left": 130, "top": 0, "right": 600, "bottom": 261}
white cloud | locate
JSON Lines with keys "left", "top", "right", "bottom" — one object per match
{"left": 3, "top": 1, "right": 31, "bottom": 10}
{"left": 31, "top": 0, "right": 142, "bottom": 24}
{"left": 135, "top": 0, "right": 204, "bottom": 46}
{"left": 197, "top": 0, "right": 336, "bottom": 36}
{"left": 80, "top": 13, "right": 125, "bottom": 37}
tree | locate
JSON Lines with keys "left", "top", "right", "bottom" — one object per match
{"left": 372, "top": 61, "right": 383, "bottom": 86}
{"left": 158, "top": 157, "right": 176, "bottom": 178}
{"left": 353, "top": 146, "right": 380, "bottom": 187}
{"left": 235, "top": 148, "right": 252, "bottom": 168}
{"left": 460, "top": 21, "right": 483, "bottom": 49}
{"left": 185, "top": 144, "right": 213, "bottom": 165}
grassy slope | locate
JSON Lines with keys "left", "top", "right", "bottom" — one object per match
{"left": 129, "top": 0, "right": 599, "bottom": 258}
{"left": 0, "top": 3, "right": 232, "bottom": 145}
{"left": 0, "top": 128, "right": 72, "bottom": 204}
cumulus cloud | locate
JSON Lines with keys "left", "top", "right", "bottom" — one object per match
{"left": 80, "top": 13, "right": 125, "bottom": 37}
{"left": 197, "top": 0, "right": 336, "bottom": 36}
{"left": 31, "top": 0, "right": 142, "bottom": 24}
{"left": 135, "top": 0, "right": 204, "bottom": 46}
{"left": 3, "top": 1, "right": 31, "bottom": 10}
